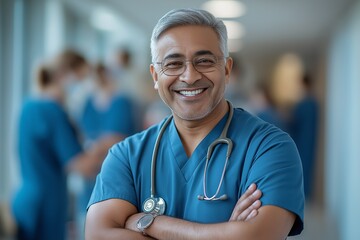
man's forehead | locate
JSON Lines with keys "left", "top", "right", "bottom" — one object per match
{"left": 154, "top": 26, "right": 221, "bottom": 59}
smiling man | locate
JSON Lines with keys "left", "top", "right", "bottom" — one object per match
{"left": 85, "top": 8, "right": 304, "bottom": 240}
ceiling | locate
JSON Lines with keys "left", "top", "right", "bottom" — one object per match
{"left": 107, "top": 0, "right": 353, "bottom": 51}
{"left": 65, "top": 0, "right": 354, "bottom": 76}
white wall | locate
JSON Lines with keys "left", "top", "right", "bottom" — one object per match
{"left": 326, "top": 1, "right": 360, "bottom": 239}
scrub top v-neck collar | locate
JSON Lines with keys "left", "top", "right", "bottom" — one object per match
{"left": 167, "top": 114, "right": 229, "bottom": 182}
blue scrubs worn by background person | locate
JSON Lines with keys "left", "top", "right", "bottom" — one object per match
{"left": 12, "top": 99, "right": 82, "bottom": 240}
{"left": 11, "top": 50, "right": 99, "bottom": 240}
{"left": 76, "top": 93, "right": 137, "bottom": 213}
{"left": 88, "top": 108, "right": 304, "bottom": 235}
{"left": 288, "top": 94, "right": 318, "bottom": 199}
{"left": 80, "top": 94, "right": 136, "bottom": 143}
{"left": 76, "top": 94, "right": 136, "bottom": 214}
{"left": 78, "top": 63, "right": 136, "bottom": 146}
{"left": 73, "top": 63, "right": 138, "bottom": 239}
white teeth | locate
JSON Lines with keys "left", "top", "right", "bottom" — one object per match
{"left": 179, "top": 89, "right": 204, "bottom": 96}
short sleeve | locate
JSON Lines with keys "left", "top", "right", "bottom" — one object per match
{"left": 87, "top": 142, "right": 137, "bottom": 209}
{"left": 246, "top": 127, "right": 304, "bottom": 236}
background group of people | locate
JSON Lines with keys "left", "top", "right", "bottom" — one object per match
{"left": 11, "top": 49, "right": 140, "bottom": 240}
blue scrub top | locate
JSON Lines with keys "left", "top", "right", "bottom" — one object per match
{"left": 12, "top": 98, "right": 82, "bottom": 240}
{"left": 89, "top": 107, "right": 304, "bottom": 236}
{"left": 76, "top": 94, "right": 137, "bottom": 211}
{"left": 79, "top": 94, "right": 136, "bottom": 142}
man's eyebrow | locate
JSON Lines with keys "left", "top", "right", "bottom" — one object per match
{"left": 194, "top": 50, "right": 215, "bottom": 56}
{"left": 163, "top": 50, "right": 215, "bottom": 60}
{"left": 163, "top": 53, "right": 184, "bottom": 60}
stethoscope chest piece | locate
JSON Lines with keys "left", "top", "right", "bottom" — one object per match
{"left": 143, "top": 197, "right": 166, "bottom": 215}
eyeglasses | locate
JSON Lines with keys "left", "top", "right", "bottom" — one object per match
{"left": 155, "top": 55, "right": 226, "bottom": 76}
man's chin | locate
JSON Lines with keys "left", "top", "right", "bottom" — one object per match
{"left": 173, "top": 109, "right": 211, "bottom": 121}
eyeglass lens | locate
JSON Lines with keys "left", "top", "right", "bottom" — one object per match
{"left": 160, "top": 55, "right": 223, "bottom": 76}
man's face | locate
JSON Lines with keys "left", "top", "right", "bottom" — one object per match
{"left": 150, "top": 25, "right": 232, "bottom": 121}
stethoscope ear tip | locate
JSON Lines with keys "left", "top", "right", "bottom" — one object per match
{"left": 219, "top": 194, "right": 228, "bottom": 201}
{"left": 197, "top": 195, "right": 205, "bottom": 200}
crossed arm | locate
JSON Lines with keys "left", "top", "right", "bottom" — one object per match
{"left": 85, "top": 184, "right": 296, "bottom": 240}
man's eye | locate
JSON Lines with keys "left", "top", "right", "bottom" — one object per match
{"left": 195, "top": 57, "right": 216, "bottom": 66}
{"left": 164, "top": 60, "right": 184, "bottom": 69}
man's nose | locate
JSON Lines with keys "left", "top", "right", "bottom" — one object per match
{"left": 179, "top": 61, "right": 202, "bottom": 84}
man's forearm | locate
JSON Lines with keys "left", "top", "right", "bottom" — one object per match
{"left": 144, "top": 206, "right": 294, "bottom": 240}
{"left": 86, "top": 227, "right": 155, "bottom": 240}
{"left": 123, "top": 184, "right": 264, "bottom": 240}
{"left": 146, "top": 215, "right": 249, "bottom": 240}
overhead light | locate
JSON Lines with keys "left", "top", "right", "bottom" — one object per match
{"left": 91, "top": 6, "right": 119, "bottom": 31}
{"left": 223, "top": 21, "right": 245, "bottom": 39}
{"left": 201, "top": 0, "right": 246, "bottom": 18}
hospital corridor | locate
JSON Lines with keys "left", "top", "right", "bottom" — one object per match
{"left": 1, "top": 0, "right": 360, "bottom": 239}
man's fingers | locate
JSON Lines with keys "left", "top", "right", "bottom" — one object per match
{"left": 236, "top": 199, "right": 261, "bottom": 221}
{"left": 244, "top": 209, "right": 258, "bottom": 221}
{"left": 236, "top": 188, "right": 262, "bottom": 213}
{"left": 229, "top": 184, "right": 262, "bottom": 221}
{"left": 238, "top": 183, "right": 257, "bottom": 202}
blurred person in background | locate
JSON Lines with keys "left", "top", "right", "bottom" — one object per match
{"left": 108, "top": 46, "right": 136, "bottom": 94}
{"left": 11, "top": 49, "right": 100, "bottom": 240}
{"left": 257, "top": 53, "right": 318, "bottom": 200}
{"left": 287, "top": 73, "right": 318, "bottom": 200}
{"left": 108, "top": 46, "right": 147, "bottom": 133}
{"left": 78, "top": 62, "right": 137, "bottom": 154}
{"left": 63, "top": 60, "right": 93, "bottom": 123}
{"left": 73, "top": 62, "right": 137, "bottom": 238}
{"left": 259, "top": 53, "right": 305, "bottom": 127}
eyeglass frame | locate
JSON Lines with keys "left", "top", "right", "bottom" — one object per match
{"left": 153, "top": 54, "right": 229, "bottom": 76}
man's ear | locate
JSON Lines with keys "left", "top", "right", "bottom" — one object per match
{"left": 150, "top": 64, "right": 159, "bottom": 89}
{"left": 224, "top": 57, "right": 233, "bottom": 84}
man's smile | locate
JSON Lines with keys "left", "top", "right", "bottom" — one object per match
{"left": 178, "top": 88, "right": 205, "bottom": 97}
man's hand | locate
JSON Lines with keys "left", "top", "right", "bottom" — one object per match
{"left": 229, "top": 183, "right": 262, "bottom": 221}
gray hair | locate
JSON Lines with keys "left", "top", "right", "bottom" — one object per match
{"left": 150, "top": 8, "right": 228, "bottom": 62}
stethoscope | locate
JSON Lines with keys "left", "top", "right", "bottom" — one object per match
{"left": 142, "top": 101, "right": 234, "bottom": 215}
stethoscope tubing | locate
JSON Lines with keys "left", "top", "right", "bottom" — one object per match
{"left": 149, "top": 100, "right": 234, "bottom": 203}
{"left": 150, "top": 115, "right": 173, "bottom": 198}
{"left": 200, "top": 102, "right": 233, "bottom": 201}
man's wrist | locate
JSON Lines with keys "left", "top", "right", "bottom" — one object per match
{"left": 137, "top": 213, "right": 157, "bottom": 235}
